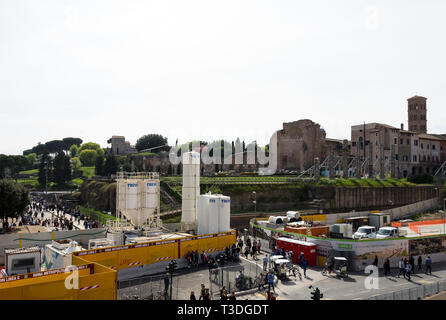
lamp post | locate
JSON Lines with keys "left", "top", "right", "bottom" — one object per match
{"left": 443, "top": 198, "right": 445, "bottom": 235}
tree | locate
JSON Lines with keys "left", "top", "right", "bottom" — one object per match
{"left": 70, "top": 157, "right": 82, "bottom": 170}
{"left": 96, "top": 148, "right": 105, "bottom": 158}
{"left": 95, "top": 155, "right": 104, "bottom": 176}
{"left": 9, "top": 155, "right": 28, "bottom": 180}
{"left": 45, "top": 140, "right": 65, "bottom": 155}
{"left": 69, "top": 144, "right": 79, "bottom": 158}
{"left": 62, "top": 137, "right": 83, "bottom": 151}
{"left": 79, "top": 142, "right": 101, "bottom": 152}
{"left": 53, "top": 151, "right": 71, "bottom": 185}
{"left": 79, "top": 149, "right": 97, "bottom": 166}
{"left": 135, "top": 134, "right": 169, "bottom": 152}
{"left": 103, "top": 154, "right": 118, "bottom": 177}
{"left": 0, "top": 154, "right": 12, "bottom": 179}
{"left": 0, "top": 179, "right": 30, "bottom": 223}
{"left": 38, "top": 152, "right": 52, "bottom": 187}
{"left": 24, "top": 153, "right": 37, "bottom": 170}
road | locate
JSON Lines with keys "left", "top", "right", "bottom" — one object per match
{"left": 239, "top": 251, "right": 446, "bottom": 300}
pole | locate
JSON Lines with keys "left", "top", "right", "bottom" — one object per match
{"left": 443, "top": 198, "right": 445, "bottom": 235}
{"left": 170, "top": 272, "right": 173, "bottom": 300}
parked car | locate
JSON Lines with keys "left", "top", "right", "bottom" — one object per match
{"left": 352, "top": 226, "right": 376, "bottom": 240}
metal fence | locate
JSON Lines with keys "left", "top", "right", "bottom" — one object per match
{"left": 118, "top": 274, "right": 180, "bottom": 300}
{"left": 367, "top": 279, "right": 446, "bottom": 300}
{"left": 208, "top": 261, "right": 264, "bottom": 297}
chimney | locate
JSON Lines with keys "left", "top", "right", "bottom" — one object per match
{"left": 401, "top": 123, "right": 404, "bottom": 130}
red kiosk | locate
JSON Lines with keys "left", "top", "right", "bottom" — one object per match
{"left": 276, "top": 237, "right": 317, "bottom": 266}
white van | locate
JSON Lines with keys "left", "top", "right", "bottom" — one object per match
{"left": 352, "top": 226, "right": 376, "bottom": 240}
{"left": 376, "top": 227, "right": 406, "bottom": 239}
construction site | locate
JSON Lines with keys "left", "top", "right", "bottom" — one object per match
{"left": 0, "top": 151, "right": 236, "bottom": 300}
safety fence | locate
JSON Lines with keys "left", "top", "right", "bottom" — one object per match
{"left": 117, "top": 274, "right": 180, "bottom": 300}
{"left": 208, "top": 261, "right": 264, "bottom": 297}
{"left": 367, "top": 279, "right": 446, "bottom": 300}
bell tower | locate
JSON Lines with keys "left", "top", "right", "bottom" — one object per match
{"left": 407, "top": 96, "right": 427, "bottom": 134}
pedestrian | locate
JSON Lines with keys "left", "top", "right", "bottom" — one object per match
{"left": 301, "top": 257, "right": 308, "bottom": 277}
{"left": 405, "top": 261, "right": 412, "bottom": 281}
{"left": 198, "top": 284, "right": 206, "bottom": 300}
{"left": 425, "top": 256, "right": 432, "bottom": 275}
{"left": 417, "top": 256, "right": 423, "bottom": 272}
{"left": 244, "top": 247, "right": 249, "bottom": 259}
{"left": 384, "top": 258, "right": 391, "bottom": 276}
{"left": 228, "top": 292, "right": 236, "bottom": 301}
{"left": 267, "top": 272, "right": 275, "bottom": 293}
{"left": 190, "top": 291, "right": 196, "bottom": 300}
{"left": 164, "top": 274, "right": 170, "bottom": 297}
{"left": 373, "top": 255, "right": 378, "bottom": 267}
{"left": 263, "top": 255, "right": 269, "bottom": 272}
{"left": 203, "top": 288, "right": 211, "bottom": 301}
{"left": 397, "top": 258, "right": 405, "bottom": 278}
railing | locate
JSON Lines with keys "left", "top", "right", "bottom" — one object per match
{"left": 117, "top": 274, "right": 180, "bottom": 300}
{"left": 207, "top": 261, "right": 263, "bottom": 297}
{"left": 367, "top": 279, "right": 446, "bottom": 300}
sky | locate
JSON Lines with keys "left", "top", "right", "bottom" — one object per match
{"left": 1, "top": 0, "right": 446, "bottom": 155}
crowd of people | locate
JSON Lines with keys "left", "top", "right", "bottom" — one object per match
{"left": 2, "top": 199, "right": 101, "bottom": 232}
{"left": 189, "top": 284, "right": 237, "bottom": 300}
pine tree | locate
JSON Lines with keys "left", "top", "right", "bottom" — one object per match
{"left": 95, "top": 155, "right": 104, "bottom": 176}
{"left": 53, "top": 151, "right": 71, "bottom": 185}
{"left": 38, "top": 152, "right": 52, "bottom": 187}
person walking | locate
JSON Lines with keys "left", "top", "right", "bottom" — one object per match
{"left": 405, "top": 261, "right": 412, "bottom": 281}
{"left": 417, "top": 256, "right": 423, "bottom": 272}
{"left": 384, "top": 258, "right": 391, "bottom": 276}
{"left": 397, "top": 258, "right": 405, "bottom": 278}
{"left": 257, "top": 272, "right": 265, "bottom": 291}
{"left": 267, "top": 272, "right": 275, "bottom": 293}
{"left": 228, "top": 292, "right": 236, "bottom": 301}
{"left": 425, "top": 256, "right": 432, "bottom": 275}
{"left": 373, "top": 255, "right": 378, "bottom": 267}
{"left": 190, "top": 291, "right": 196, "bottom": 300}
{"left": 301, "top": 257, "right": 308, "bottom": 277}
{"left": 263, "top": 255, "right": 269, "bottom": 272}
{"left": 164, "top": 274, "right": 170, "bottom": 298}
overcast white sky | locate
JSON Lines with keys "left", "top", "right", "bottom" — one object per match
{"left": 1, "top": 0, "right": 445, "bottom": 155}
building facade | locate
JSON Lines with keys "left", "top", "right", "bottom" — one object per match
{"left": 107, "top": 136, "right": 136, "bottom": 155}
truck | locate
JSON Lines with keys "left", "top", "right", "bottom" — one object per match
{"left": 376, "top": 227, "right": 407, "bottom": 239}
{"left": 352, "top": 226, "right": 377, "bottom": 240}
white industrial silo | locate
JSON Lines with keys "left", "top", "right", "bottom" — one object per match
{"left": 207, "top": 195, "right": 220, "bottom": 234}
{"left": 181, "top": 151, "right": 200, "bottom": 230}
{"left": 197, "top": 194, "right": 218, "bottom": 235}
{"left": 218, "top": 195, "right": 231, "bottom": 233}
{"left": 115, "top": 172, "right": 161, "bottom": 229}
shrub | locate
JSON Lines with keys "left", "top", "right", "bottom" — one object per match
{"left": 407, "top": 174, "right": 434, "bottom": 184}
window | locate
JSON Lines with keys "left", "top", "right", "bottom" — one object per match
{"left": 352, "top": 142, "right": 357, "bottom": 147}
{"left": 12, "top": 258, "right": 35, "bottom": 269}
{"left": 421, "top": 144, "right": 424, "bottom": 149}
{"left": 432, "top": 145, "right": 436, "bottom": 150}
{"left": 427, "top": 144, "right": 430, "bottom": 150}
{"left": 413, "top": 155, "right": 417, "bottom": 162}
{"left": 395, "top": 154, "right": 399, "bottom": 160}
{"left": 414, "top": 140, "right": 418, "bottom": 146}
{"left": 407, "top": 139, "right": 410, "bottom": 144}
{"left": 394, "top": 138, "right": 397, "bottom": 145}
{"left": 400, "top": 139, "right": 403, "bottom": 144}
